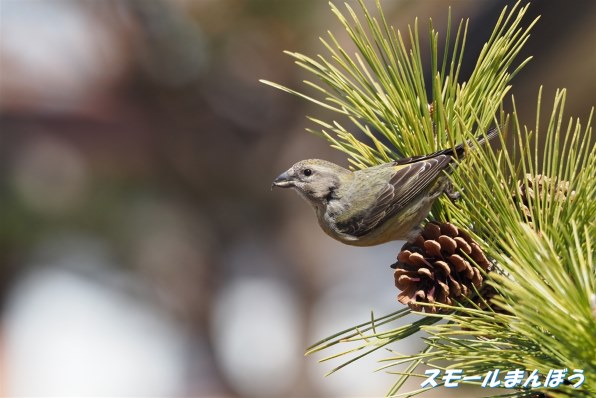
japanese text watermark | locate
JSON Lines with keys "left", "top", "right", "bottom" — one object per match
{"left": 421, "top": 368, "right": 585, "bottom": 389}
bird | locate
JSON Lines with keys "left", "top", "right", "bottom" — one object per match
{"left": 272, "top": 127, "right": 498, "bottom": 246}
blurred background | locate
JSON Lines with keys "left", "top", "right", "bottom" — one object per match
{"left": 0, "top": 0, "right": 594, "bottom": 396}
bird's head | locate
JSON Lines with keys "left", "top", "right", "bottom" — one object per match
{"left": 272, "top": 159, "right": 351, "bottom": 206}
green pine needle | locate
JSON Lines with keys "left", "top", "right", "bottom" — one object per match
{"left": 261, "top": 0, "right": 536, "bottom": 169}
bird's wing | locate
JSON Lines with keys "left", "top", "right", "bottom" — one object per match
{"left": 335, "top": 155, "right": 452, "bottom": 237}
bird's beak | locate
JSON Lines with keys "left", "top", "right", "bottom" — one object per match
{"left": 272, "top": 171, "right": 293, "bottom": 189}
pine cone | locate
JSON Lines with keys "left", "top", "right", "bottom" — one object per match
{"left": 513, "top": 174, "right": 576, "bottom": 223}
{"left": 392, "top": 222, "right": 491, "bottom": 313}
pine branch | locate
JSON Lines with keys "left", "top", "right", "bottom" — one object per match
{"left": 261, "top": 0, "right": 535, "bottom": 169}
{"left": 262, "top": 1, "right": 595, "bottom": 397}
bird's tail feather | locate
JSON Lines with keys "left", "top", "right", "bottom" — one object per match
{"left": 453, "top": 126, "right": 500, "bottom": 158}
{"left": 393, "top": 126, "right": 500, "bottom": 165}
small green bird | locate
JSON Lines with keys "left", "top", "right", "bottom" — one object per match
{"left": 272, "top": 128, "right": 498, "bottom": 246}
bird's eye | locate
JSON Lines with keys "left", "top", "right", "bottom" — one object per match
{"left": 303, "top": 168, "right": 312, "bottom": 176}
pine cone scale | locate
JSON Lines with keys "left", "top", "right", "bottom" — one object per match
{"left": 393, "top": 222, "right": 491, "bottom": 312}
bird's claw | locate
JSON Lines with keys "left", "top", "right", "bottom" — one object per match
{"left": 445, "top": 183, "right": 461, "bottom": 201}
